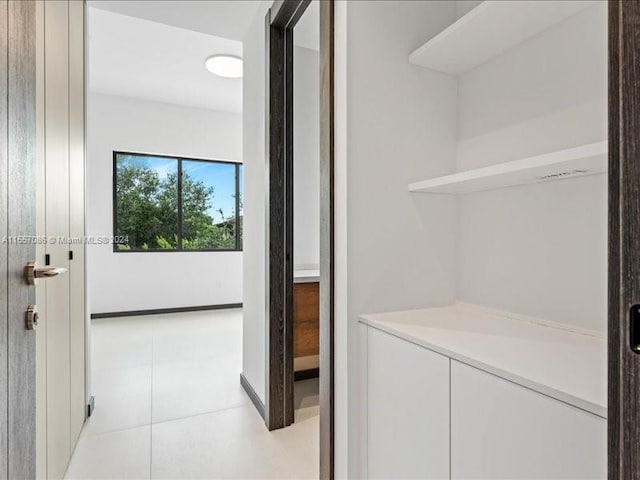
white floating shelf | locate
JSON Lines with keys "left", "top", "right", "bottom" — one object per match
{"left": 409, "top": 0, "right": 598, "bottom": 75}
{"left": 408, "top": 142, "right": 607, "bottom": 195}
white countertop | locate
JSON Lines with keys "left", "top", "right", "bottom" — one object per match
{"left": 359, "top": 304, "right": 606, "bottom": 418}
{"left": 294, "top": 269, "right": 320, "bottom": 283}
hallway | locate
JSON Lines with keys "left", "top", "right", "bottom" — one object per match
{"left": 65, "top": 310, "right": 319, "bottom": 479}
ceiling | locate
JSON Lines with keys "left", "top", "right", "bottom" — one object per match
{"left": 88, "top": 0, "right": 265, "bottom": 41}
{"left": 88, "top": 7, "right": 244, "bottom": 113}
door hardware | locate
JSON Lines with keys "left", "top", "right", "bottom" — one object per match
{"left": 25, "top": 305, "right": 38, "bottom": 331}
{"left": 24, "top": 261, "right": 68, "bottom": 285}
{"left": 630, "top": 305, "right": 640, "bottom": 354}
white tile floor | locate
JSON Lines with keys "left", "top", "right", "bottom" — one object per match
{"left": 65, "top": 309, "right": 320, "bottom": 480}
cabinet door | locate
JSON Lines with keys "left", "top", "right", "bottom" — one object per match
{"left": 367, "top": 327, "right": 449, "bottom": 479}
{"left": 293, "top": 282, "right": 319, "bottom": 360}
{"left": 451, "top": 360, "right": 606, "bottom": 479}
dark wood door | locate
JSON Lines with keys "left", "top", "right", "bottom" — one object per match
{"left": 609, "top": 1, "right": 640, "bottom": 478}
{"left": 0, "top": 1, "right": 37, "bottom": 479}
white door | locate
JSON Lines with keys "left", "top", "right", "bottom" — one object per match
{"left": 35, "top": 1, "right": 86, "bottom": 478}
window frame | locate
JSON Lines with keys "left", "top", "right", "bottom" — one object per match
{"left": 112, "top": 150, "right": 243, "bottom": 253}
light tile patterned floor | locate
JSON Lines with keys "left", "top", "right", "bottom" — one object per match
{"left": 65, "top": 309, "right": 319, "bottom": 479}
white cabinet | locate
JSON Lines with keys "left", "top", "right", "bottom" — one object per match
{"left": 450, "top": 361, "right": 606, "bottom": 479}
{"left": 363, "top": 324, "right": 606, "bottom": 480}
{"left": 367, "top": 327, "right": 449, "bottom": 479}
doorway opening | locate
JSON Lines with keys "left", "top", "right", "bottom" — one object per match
{"left": 265, "top": 0, "right": 334, "bottom": 477}
{"left": 34, "top": 1, "right": 322, "bottom": 478}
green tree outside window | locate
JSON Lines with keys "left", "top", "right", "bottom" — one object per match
{"left": 114, "top": 153, "right": 242, "bottom": 251}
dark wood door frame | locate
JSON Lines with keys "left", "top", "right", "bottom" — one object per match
{"left": 266, "top": 0, "right": 334, "bottom": 478}
{"left": 609, "top": 1, "right": 640, "bottom": 477}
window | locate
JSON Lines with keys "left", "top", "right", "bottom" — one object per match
{"left": 113, "top": 152, "right": 243, "bottom": 252}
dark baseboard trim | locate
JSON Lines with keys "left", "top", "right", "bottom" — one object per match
{"left": 240, "top": 373, "right": 265, "bottom": 420}
{"left": 91, "top": 303, "right": 242, "bottom": 319}
{"left": 294, "top": 368, "right": 320, "bottom": 382}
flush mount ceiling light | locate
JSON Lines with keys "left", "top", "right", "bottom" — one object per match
{"left": 205, "top": 55, "right": 243, "bottom": 79}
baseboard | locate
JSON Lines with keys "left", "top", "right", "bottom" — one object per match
{"left": 91, "top": 303, "right": 242, "bottom": 319}
{"left": 240, "top": 373, "right": 265, "bottom": 420}
{"left": 294, "top": 368, "right": 320, "bottom": 381}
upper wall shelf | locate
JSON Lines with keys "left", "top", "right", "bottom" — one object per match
{"left": 408, "top": 142, "right": 607, "bottom": 195}
{"left": 409, "top": 0, "right": 598, "bottom": 75}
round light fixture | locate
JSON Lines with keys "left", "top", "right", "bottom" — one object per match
{"left": 205, "top": 55, "right": 243, "bottom": 79}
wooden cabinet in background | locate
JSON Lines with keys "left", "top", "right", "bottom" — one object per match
{"left": 293, "top": 282, "right": 319, "bottom": 368}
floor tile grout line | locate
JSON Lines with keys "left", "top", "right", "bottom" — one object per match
{"left": 79, "top": 423, "right": 151, "bottom": 439}
{"left": 72, "top": 311, "right": 271, "bottom": 479}
{"left": 79, "top": 401, "right": 256, "bottom": 440}
{"left": 74, "top": 400, "right": 319, "bottom": 450}
{"left": 150, "top": 401, "right": 254, "bottom": 427}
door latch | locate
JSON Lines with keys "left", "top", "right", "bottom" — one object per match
{"left": 630, "top": 305, "right": 640, "bottom": 354}
{"left": 25, "top": 305, "right": 38, "bottom": 331}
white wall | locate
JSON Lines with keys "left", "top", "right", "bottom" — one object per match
{"left": 87, "top": 92, "right": 243, "bottom": 313}
{"left": 455, "top": 0, "right": 483, "bottom": 19}
{"left": 294, "top": 45, "right": 320, "bottom": 270}
{"left": 456, "top": 4, "right": 607, "bottom": 171}
{"left": 241, "top": 1, "right": 270, "bottom": 403}
{"left": 335, "top": 2, "right": 459, "bottom": 476}
{"left": 456, "top": 3, "right": 607, "bottom": 333}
